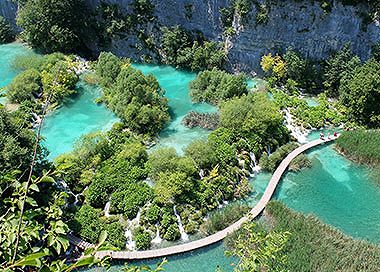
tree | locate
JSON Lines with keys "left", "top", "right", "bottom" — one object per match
{"left": 189, "top": 68, "right": 247, "bottom": 104}
{"left": 227, "top": 222, "right": 290, "bottom": 272}
{"left": 7, "top": 69, "right": 41, "bottom": 103}
{"left": 17, "top": 0, "right": 89, "bottom": 53}
{"left": 155, "top": 171, "right": 194, "bottom": 203}
{"left": 220, "top": 92, "right": 289, "bottom": 152}
{"left": 0, "top": 16, "right": 14, "bottom": 43}
{"left": 0, "top": 108, "right": 41, "bottom": 175}
{"left": 323, "top": 44, "right": 361, "bottom": 97}
{"left": 96, "top": 52, "right": 123, "bottom": 87}
{"left": 261, "top": 53, "right": 287, "bottom": 81}
{"left": 339, "top": 58, "right": 380, "bottom": 127}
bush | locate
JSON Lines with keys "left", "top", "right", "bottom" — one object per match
{"left": 17, "top": 0, "right": 89, "bottom": 52}
{"left": 105, "top": 222, "right": 127, "bottom": 249}
{"left": 259, "top": 142, "right": 299, "bottom": 172}
{"left": 202, "top": 203, "right": 250, "bottom": 235}
{"left": 7, "top": 69, "right": 41, "bottom": 103}
{"left": 288, "top": 154, "right": 311, "bottom": 172}
{"left": 110, "top": 183, "right": 154, "bottom": 219}
{"left": 71, "top": 205, "right": 104, "bottom": 243}
{"left": 189, "top": 68, "right": 247, "bottom": 105}
{"left": 133, "top": 227, "right": 152, "bottom": 250}
{"left": 163, "top": 224, "right": 180, "bottom": 241}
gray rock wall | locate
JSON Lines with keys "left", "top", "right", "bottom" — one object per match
{"left": 0, "top": 0, "right": 18, "bottom": 28}
{"left": 2, "top": 0, "right": 379, "bottom": 73}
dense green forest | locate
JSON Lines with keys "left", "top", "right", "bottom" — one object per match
{"left": 1, "top": 0, "right": 380, "bottom": 271}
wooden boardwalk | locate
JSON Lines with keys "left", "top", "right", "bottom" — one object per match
{"left": 71, "top": 137, "right": 337, "bottom": 260}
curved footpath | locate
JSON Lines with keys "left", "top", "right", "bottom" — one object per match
{"left": 69, "top": 136, "right": 338, "bottom": 260}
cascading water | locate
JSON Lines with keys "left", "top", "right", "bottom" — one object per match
{"left": 124, "top": 209, "right": 142, "bottom": 251}
{"left": 249, "top": 152, "right": 261, "bottom": 174}
{"left": 125, "top": 229, "right": 136, "bottom": 251}
{"left": 151, "top": 224, "right": 163, "bottom": 244}
{"left": 173, "top": 206, "right": 189, "bottom": 241}
{"left": 104, "top": 201, "right": 111, "bottom": 217}
{"left": 283, "top": 109, "right": 308, "bottom": 143}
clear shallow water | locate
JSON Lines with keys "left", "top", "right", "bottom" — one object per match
{"left": 0, "top": 43, "right": 34, "bottom": 103}
{"left": 85, "top": 242, "right": 236, "bottom": 272}
{"left": 252, "top": 138, "right": 380, "bottom": 243}
{"left": 132, "top": 64, "right": 217, "bottom": 154}
{"left": 41, "top": 82, "right": 119, "bottom": 159}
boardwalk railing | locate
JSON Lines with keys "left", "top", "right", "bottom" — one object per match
{"left": 70, "top": 137, "right": 337, "bottom": 260}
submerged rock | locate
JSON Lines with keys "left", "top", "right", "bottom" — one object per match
{"left": 182, "top": 111, "right": 219, "bottom": 130}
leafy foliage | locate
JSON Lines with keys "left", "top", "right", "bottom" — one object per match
{"left": 189, "top": 68, "right": 247, "bottom": 105}
{"left": 160, "top": 26, "right": 225, "bottom": 71}
{"left": 17, "top": 0, "right": 89, "bottom": 53}
{"left": 95, "top": 52, "right": 170, "bottom": 136}
{"left": 0, "top": 16, "right": 14, "bottom": 43}
{"left": 339, "top": 59, "right": 380, "bottom": 127}
{"left": 259, "top": 142, "right": 299, "bottom": 172}
{"left": 324, "top": 44, "right": 361, "bottom": 98}
{"left": 226, "top": 221, "right": 290, "bottom": 272}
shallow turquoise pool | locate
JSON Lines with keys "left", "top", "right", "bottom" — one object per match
{"left": 133, "top": 64, "right": 217, "bottom": 154}
{"left": 0, "top": 43, "right": 34, "bottom": 103}
{"left": 41, "top": 81, "right": 119, "bottom": 159}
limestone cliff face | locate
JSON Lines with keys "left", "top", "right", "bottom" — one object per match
{"left": 2, "top": 0, "right": 379, "bottom": 73}
{"left": 0, "top": 0, "right": 18, "bottom": 28}
{"left": 85, "top": 0, "right": 380, "bottom": 73}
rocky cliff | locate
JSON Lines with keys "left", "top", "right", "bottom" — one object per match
{"left": 2, "top": 0, "right": 379, "bottom": 74}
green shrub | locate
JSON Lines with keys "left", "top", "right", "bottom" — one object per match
{"left": 7, "top": 69, "right": 41, "bottom": 103}
{"left": 202, "top": 203, "right": 250, "bottom": 235}
{"left": 259, "top": 142, "right": 299, "bottom": 172}
{"left": 189, "top": 68, "right": 247, "bottom": 105}
{"left": 71, "top": 205, "right": 104, "bottom": 243}
{"left": 105, "top": 222, "right": 127, "bottom": 249}
{"left": 133, "top": 226, "right": 152, "bottom": 250}
{"left": 110, "top": 183, "right": 154, "bottom": 219}
{"left": 163, "top": 224, "right": 180, "bottom": 241}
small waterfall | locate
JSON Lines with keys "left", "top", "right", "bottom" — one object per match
{"left": 173, "top": 206, "right": 189, "bottom": 241}
{"left": 125, "top": 229, "right": 136, "bottom": 251}
{"left": 199, "top": 169, "right": 205, "bottom": 179}
{"left": 249, "top": 152, "right": 261, "bottom": 174}
{"left": 104, "top": 201, "right": 111, "bottom": 217}
{"left": 151, "top": 225, "right": 162, "bottom": 244}
{"left": 284, "top": 109, "right": 308, "bottom": 143}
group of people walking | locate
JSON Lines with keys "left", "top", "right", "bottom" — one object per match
{"left": 320, "top": 131, "right": 338, "bottom": 140}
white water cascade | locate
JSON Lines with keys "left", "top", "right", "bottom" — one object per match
{"left": 124, "top": 209, "right": 142, "bottom": 251}
{"left": 249, "top": 152, "right": 261, "bottom": 174}
{"left": 125, "top": 229, "right": 136, "bottom": 251}
{"left": 173, "top": 206, "right": 189, "bottom": 241}
{"left": 104, "top": 201, "right": 111, "bottom": 217}
{"left": 283, "top": 109, "right": 308, "bottom": 143}
{"left": 151, "top": 224, "right": 163, "bottom": 244}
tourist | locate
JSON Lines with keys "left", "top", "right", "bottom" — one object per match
{"left": 320, "top": 132, "right": 324, "bottom": 140}
{"left": 327, "top": 132, "right": 331, "bottom": 139}
{"left": 334, "top": 131, "right": 338, "bottom": 137}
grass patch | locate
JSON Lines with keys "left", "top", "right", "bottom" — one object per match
{"left": 263, "top": 201, "right": 380, "bottom": 271}
{"left": 336, "top": 130, "right": 380, "bottom": 165}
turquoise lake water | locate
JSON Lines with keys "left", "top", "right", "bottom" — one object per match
{"left": 2, "top": 43, "right": 380, "bottom": 271}
{"left": 0, "top": 43, "right": 34, "bottom": 103}
{"left": 133, "top": 64, "right": 217, "bottom": 155}
{"left": 41, "top": 82, "right": 119, "bottom": 159}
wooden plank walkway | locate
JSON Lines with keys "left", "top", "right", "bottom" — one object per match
{"left": 70, "top": 136, "right": 338, "bottom": 260}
